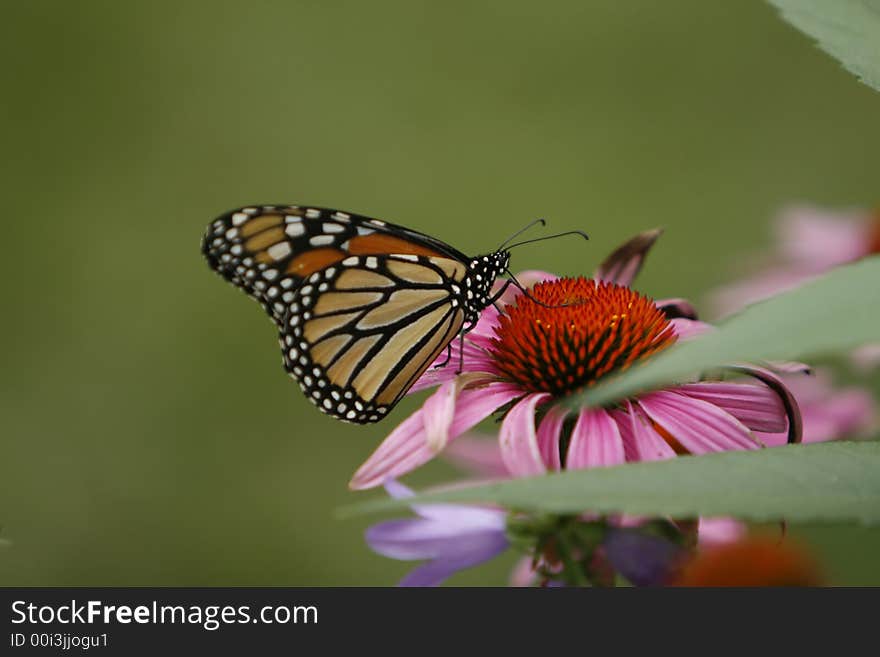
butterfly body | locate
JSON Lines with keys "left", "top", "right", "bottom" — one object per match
{"left": 202, "top": 205, "right": 510, "bottom": 423}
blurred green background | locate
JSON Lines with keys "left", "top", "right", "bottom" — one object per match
{"left": 2, "top": 0, "right": 879, "bottom": 586}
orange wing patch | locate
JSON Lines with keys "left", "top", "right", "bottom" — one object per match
{"left": 286, "top": 247, "right": 347, "bottom": 277}
{"left": 347, "top": 234, "right": 446, "bottom": 258}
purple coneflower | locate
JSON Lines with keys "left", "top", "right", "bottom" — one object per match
{"left": 350, "top": 232, "right": 801, "bottom": 490}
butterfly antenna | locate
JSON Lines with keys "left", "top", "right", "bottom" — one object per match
{"left": 503, "top": 269, "right": 578, "bottom": 310}
{"left": 505, "top": 230, "right": 589, "bottom": 250}
{"left": 497, "top": 218, "right": 547, "bottom": 250}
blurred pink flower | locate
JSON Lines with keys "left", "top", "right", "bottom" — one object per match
{"left": 350, "top": 231, "right": 801, "bottom": 490}
{"left": 709, "top": 204, "right": 880, "bottom": 369}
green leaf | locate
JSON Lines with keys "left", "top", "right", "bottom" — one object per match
{"left": 343, "top": 442, "right": 880, "bottom": 524}
{"left": 569, "top": 256, "right": 880, "bottom": 409}
{"left": 769, "top": 0, "right": 880, "bottom": 92}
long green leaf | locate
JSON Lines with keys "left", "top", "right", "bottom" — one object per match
{"left": 769, "top": 0, "right": 880, "bottom": 92}
{"left": 343, "top": 442, "right": 880, "bottom": 524}
{"left": 569, "top": 256, "right": 880, "bottom": 409}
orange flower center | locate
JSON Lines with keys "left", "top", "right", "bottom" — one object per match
{"left": 491, "top": 278, "right": 677, "bottom": 396}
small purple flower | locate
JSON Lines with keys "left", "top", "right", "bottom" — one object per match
{"left": 365, "top": 480, "right": 508, "bottom": 587}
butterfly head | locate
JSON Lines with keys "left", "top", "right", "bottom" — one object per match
{"left": 463, "top": 250, "right": 510, "bottom": 318}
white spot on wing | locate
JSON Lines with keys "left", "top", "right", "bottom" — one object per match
{"left": 286, "top": 223, "right": 305, "bottom": 237}
{"left": 267, "top": 242, "right": 292, "bottom": 260}
{"left": 310, "top": 235, "right": 335, "bottom": 246}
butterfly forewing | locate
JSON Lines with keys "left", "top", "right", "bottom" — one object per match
{"left": 201, "top": 205, "right": 464, "bottom": 324}
{"left": 281, "top": 255, "right": 466, "bottom": 423}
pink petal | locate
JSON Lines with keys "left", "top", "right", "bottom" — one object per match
{"left": 509, "top": 556, "right": 539, "bottom": 587}
{"left": 442, "top": 433, "right": 510, "bottom": 478}
{"left": 676, "top": 381, "right": 786, "bottom": 433}
{"left": 669, "top": 318, "right": 714, "bottom": 341}
{"left": 349, "top": 382, "right": 522, "bottom": 490}
{"left": 637, "top": 391, "right": 760, "bottom": 454}
{"left": 566, "top": 408, "right": 626, "bottom": 469}
{"left": 422, "top": 378, "right": 460, "bottom": 451}
{"left": 537, "top": 405, "right": 567, "bottom": 471}
{"left": 611, "top": 402, "right": 676, "bottom": 462}
{"left": 697, "top": 517, "right": 747, "bottom": 547}
{"left": 499, "top": 393, "right": 551, "bottom": 477}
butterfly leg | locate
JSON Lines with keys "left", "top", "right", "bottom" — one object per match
{"left": 433, "top": 342, "right": 453, "bottom": 369}
{"left": 456, "top": 330, "right": 465, "bottom": 374}
{"left": 488, "top": 279, "right": 514, "bottom": 306}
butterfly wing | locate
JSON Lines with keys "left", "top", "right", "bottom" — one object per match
{"left": 202, "top": 205, "right": 468, "bottom": 325}
{"left": 281, "top": 254, "right": 467, "bottom": 423}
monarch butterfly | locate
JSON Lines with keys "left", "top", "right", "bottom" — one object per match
{"left": 201, "top": 204, "right": 585, "bottom": 424}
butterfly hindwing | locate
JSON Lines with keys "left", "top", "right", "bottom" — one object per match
{"left": 280, "top": 255, "right": 466, "bottom": 423}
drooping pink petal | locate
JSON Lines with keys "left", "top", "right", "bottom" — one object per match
{"left": 349, "top": 382, "right": 522, "bottom": 490}
{"left": 499, "top": 393, "right": 551, "bottom": 477}
{"left": 676, "top": 381, "right": 786, "bottom": 433}
{"left": 422, "top": 378, "right": 460, "bottom": 452}
{"left": 758, "top": 376, "right": 876, "bottom": 446}
{"left": 637, "top": 391, "right": 760, "bottom": 454}
{"left": 594, "top": 229, "right": 663, "bottom": 287}
{"left": 669, "top": 318, "right": 713, "bottom": 341}
{"left": 728, "top": 364, "right": 803, "bottom": 445}
{"left": 611, "top": 402, "right": 676, "bottom": 462}
{"left": 537, "top": 405, "right": 567, "bottom": 471}
{"left": 566, "top": 408, "right": 626, "bottom": 469}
